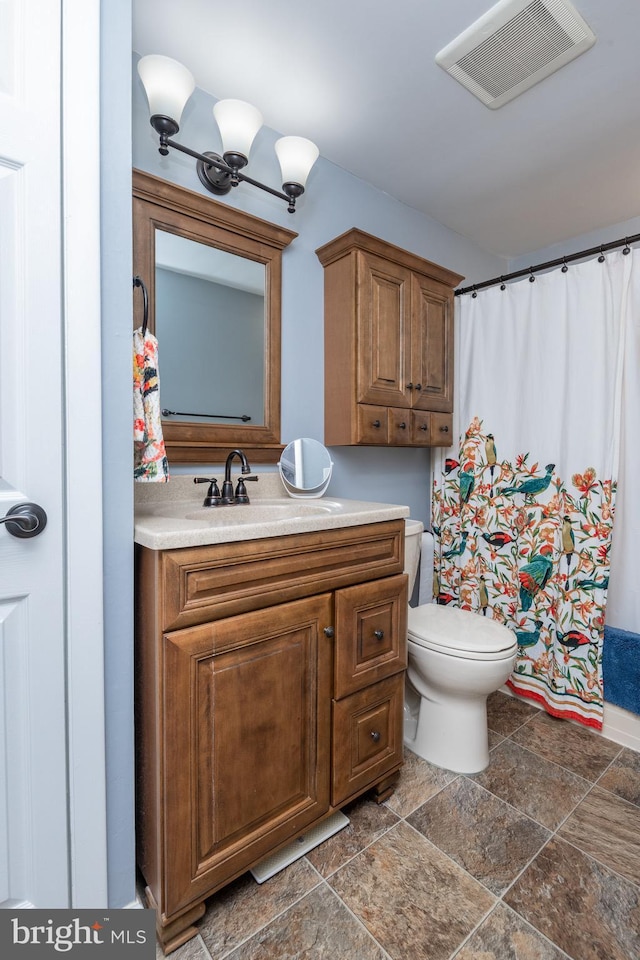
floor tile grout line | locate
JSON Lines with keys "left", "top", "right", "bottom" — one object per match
{"left": 446, "top": 899, "right": 503, "bottom": 960}
{"left": 555, "top": 829, "right": 640, "bottom": 892}
{"left": 205, "top": 868, "right": 327, "bottom": 960}
{"left": 498, "top": 732, "right": 610, "bottom": 784}
{"left": 323, "top": 881, "right": 395, "bottom": 960}
{"left": 303, "top": 814, "right": 400, "bottom": 881}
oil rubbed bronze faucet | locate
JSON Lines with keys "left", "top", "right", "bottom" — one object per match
{"left": 194, "top": 450, "right": 259, "bottom": 506}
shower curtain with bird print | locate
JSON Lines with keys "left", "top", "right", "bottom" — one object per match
{"left": 431, "top": 250, "right": 634, "bottom": 729}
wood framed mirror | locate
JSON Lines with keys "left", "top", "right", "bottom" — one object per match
{"left": 133, "top": 169, "right": 297, "bottom": 464}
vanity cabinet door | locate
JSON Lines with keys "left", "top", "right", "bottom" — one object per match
{"left": 161, "top": 594, "right": 332, "bottom": 918}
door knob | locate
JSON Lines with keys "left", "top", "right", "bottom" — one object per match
{"left": 0, "top": 502, "right": 47, "bottom": 539}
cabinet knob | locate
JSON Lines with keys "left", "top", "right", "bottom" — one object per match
{"left": 420, "top": 423, "right": 428, "bottom": 432}
{"left": 399, "top": 422, "right": 407, "bottom": 429}
{"left": 415, "top": 383, "right": 422, "bottom": 391}
{"left": 372, "top": 419, "right": 381, "bottom": 428}
{"left": 439, "top": 424, "right": 449, "bottom": 433}
{"left": 406, "top": 382, "right": 413, "bottom": 390}
{"left": 373, "top": 629, "right": 385, "bottom": 640}
{"left": 370, "top": 731, "right": 381, "bottom": 743}
{"left": 323, "top": 626, "right": 334, "bottom": 639}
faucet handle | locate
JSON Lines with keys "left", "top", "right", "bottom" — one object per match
{"left": 194, "top": 476, "right": 221, "bottom": 506}
{"left": 234, "top": 475, "right": 258, "bottom": 504}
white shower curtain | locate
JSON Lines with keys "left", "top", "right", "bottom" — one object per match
{"left": 432, "top": 249, "right": 637, "bottom": 730}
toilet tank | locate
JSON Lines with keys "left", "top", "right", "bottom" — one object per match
{"left": 404, "top": 519, "right": 436, "bottom": 603}
{"left": 404, "top": 519, "right": 424, "bottom": 594}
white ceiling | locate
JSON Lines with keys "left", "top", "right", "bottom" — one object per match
{"left": 132, "top": 0, "right": 640, "bottom": 259}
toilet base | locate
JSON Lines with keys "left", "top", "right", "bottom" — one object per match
{"left": 403, "top": 690, "right": 491, "bottom": 774}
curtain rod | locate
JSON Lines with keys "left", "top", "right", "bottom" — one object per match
{"left": 455, "top": 232, "right": 640, "bottom": 297}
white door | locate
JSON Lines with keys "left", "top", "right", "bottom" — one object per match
{"left": 0, "top": 0, "right": 69, "bottom": 907}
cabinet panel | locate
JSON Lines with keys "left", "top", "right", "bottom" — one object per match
{"left": 332, "top": 674, "right": 404, "bottom": 806}
{"left": 334, "top": 575, "right": 408, "bottom": 699}
{"left": 411, "top": 274, "right": 454, "bottom": 413}
{"left": 162, "top": 594, "right": 332, "bottom": 916}
{"left": 357, "top": 252, "right": 411, "bottom": 407}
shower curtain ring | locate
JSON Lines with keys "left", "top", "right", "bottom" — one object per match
{"left": 561, "top": 257, "right": 568, "bottom": 273}
{"left": 500, "top": 276, "right": 506, "bottom": 290}
{"left": 598, "top": 245, "right": 605, "bottom": 263}
{"left": 623, "top": 238, "right": 631, "bottom": 254}
{"left": 472, "top": 285, "right": 478, "bottom": 298}
{"left": 529, "top": 267, "right": 535, "bottom": 282}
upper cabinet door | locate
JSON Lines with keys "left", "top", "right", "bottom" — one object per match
{"left": 410, "top": 273, "right": 454, "bottom": 413}
{"left": 357, "top": 251, "right": 412, "bottom": 408}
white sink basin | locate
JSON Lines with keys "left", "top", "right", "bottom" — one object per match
{"left": 160, "top": 498, "right": 339, "bottom": 525}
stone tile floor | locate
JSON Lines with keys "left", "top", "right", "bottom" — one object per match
{"left": 156, "top": 692, "right": 640, "bottom": 959}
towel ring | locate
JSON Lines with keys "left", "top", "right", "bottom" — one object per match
{"left": 133, "top": 275, "right": 149, "bottom": 337}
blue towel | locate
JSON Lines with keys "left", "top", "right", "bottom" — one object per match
{"left": 603, "top": 625, "right": 640, "bottom": 716}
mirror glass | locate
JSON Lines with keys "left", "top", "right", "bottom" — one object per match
{"left": 279, "top": 438, "right": 333, "bottom": 498}
{"left": 155, "top": 231, "right": 266, "bottom": 426}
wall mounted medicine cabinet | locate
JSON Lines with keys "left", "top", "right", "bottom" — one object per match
{"left": 316, "top": 228, "right": 464, "bottom": 447}
{"left": 133, "top": 169, "right": 297, "bottom": 464}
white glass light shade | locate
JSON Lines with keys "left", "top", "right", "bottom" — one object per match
{"left": 275, "top": 136, "right": 319, "bottom": 188}
{"left": 137, "top": 55, "right": 195, "bottom": 126}
{"left": 213, "top": 99, "right": 263, "bottom": 158}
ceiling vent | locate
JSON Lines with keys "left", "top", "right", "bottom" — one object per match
{"left": 435, "top": 0, "right": 596, "bottom": 109}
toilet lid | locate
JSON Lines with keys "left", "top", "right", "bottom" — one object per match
{"left": 408, "top": 603, "right": 517, "bottom": 656}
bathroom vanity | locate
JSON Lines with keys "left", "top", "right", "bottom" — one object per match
{"left": 134, "top": 478, "right": 409, "bottom": 953}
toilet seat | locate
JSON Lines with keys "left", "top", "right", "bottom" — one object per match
{"left": 408, "top": 603, "right": 517, "bottom": 661}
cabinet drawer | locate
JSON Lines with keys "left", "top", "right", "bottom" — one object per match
{"left": 430, "top": 412, "right": 453, "bottom": 446}
{"left": 332, "top": 674, "right": 404, "bottom": 806}
{"left": 411, "top": 410, "right": 431, "bottom": 444}
{"left": 334, "top": 574, "right": 408, "bottom": 698}
{"left": 155, "top": 521, "right": 404, "bottom": 630}
{"left": 356, "top": 404, "right": 389, "bottom": 444}
{"left": 387, "top": 408, "right": 411, "bottom": 445}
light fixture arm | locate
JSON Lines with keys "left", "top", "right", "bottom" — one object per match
{"left": 158, "top": 133, "right": 301, "bottom": 213}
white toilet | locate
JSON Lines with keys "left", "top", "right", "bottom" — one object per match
{"left": 403, "top": 519, "right": 517, "bottom": 774}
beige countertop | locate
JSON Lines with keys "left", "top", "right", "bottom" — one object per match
{"left": 134, "top": 473, "right": 410, "bottom": 550}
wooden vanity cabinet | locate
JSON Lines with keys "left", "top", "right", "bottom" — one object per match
{"left": 135, "top": 520, "right": 407, "bottom": 953}
{"left": 316, "top": 229, "right": 463, "bottom": 447}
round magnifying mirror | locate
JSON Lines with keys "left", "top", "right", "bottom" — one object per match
{"left": 278, "top": 438, "right": 333, "bottom": 498}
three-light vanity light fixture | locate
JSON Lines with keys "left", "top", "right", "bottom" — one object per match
{"left": 137, "top": 54, "right": 319, "bottom": 213}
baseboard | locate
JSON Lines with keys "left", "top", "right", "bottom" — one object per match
{"left": 499, "top": 686, "right": 640, "bottom": 752}
{"left": 601, "top": 702, "right": 640, "bottom": 752}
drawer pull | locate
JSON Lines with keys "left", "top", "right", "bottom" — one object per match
{"left": 399, "top": 422, "right": 407, "bottom": 430}
{"left": 323, "top": 626, "right": 335, "bottom": 639}
{"left": 372, "top": 419, "right": 381, "bottom": 428}
{"left": 415, "top": 383, "right": 422, "bottom": 391}
{"left": 373, "top": 629, "right": 385, "bottom": 641}
{"left": 406, "top": 382, "right": 413, "bottom": 390}
{"left": 420, "top": 424, "right": 428, "bottom": 432}
{"left": 439, "top": 424, "right": 449, "bottom": 433}
{"left": 370, "top": 730, "right": 381, "bottom": 743}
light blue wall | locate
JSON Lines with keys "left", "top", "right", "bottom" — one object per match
{"left": 508, "top": 214, "right": 640, "bottom": 273}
